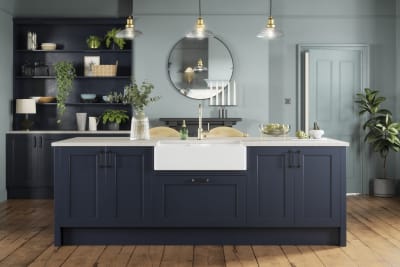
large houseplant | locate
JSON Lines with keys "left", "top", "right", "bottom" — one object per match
{"left": 355, "top": 88, "right": 400, "bottom": 196}
{"left": 54, "top": 61, "right": 76, "bottom": 124}
{"left": 123, "top": 81, "right": 160, "bottom": 140}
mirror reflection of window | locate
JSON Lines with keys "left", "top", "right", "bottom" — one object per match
{"left": 168, "top": 37, "right": 233, "bottom": 100}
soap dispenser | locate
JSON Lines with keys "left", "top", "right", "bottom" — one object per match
{"left": 180, "top": 120, "right": 188, "bottom": 140}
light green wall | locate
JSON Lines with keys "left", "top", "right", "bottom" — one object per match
{"left": 2, "top": 0, "right": 399, "bottom": 195}
{"left": 0, "top": 8, "right": 12, "bottom": 201}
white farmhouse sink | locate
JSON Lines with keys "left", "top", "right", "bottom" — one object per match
{"left": 154, "top": 139, "right": 247, "bottom": 170}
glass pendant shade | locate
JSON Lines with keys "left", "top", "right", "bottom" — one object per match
{"left": 186, "top": 0, "right": 214, "bottom": 39}
{"left": 257, "top": 0, "right": 283, "bottom": 40}
{"left": 116, "top": 16, "right": 142, "bottom": 40}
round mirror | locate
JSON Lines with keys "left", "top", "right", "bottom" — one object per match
{"left": 167, "top": 37, "right": 234, "bottom": 99}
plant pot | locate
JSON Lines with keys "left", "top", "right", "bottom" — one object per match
{"left": 107, "top": 122, "right": 120, "bottom": 131}
{"left": 373, "top": 178, "right": 396, "bottom": 197}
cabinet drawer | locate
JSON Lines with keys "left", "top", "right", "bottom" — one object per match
{"left": 152, "top": 172, "right": 246, "bottom": 227}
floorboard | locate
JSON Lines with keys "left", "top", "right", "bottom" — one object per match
{"left": 0, "top": 196, "right": 400, "bottom": 266}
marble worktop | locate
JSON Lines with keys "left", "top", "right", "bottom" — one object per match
{"left": 51, "top": 136, "right": 349, "bottom": 147}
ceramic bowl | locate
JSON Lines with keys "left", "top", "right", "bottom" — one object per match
{"left": 309, "top": 129, "right": 325, "bottom": 139}
{"left": 38, "top": 96, "right": 56, "bottom": 103}
{"left": 102, "top": 95, "right": 110, "bottom": 102}
{"left": 80, "top": 94, "right": 96, "bottom": 100}
{"left": 41, "top": 43, "right": 56, "bottom": 51}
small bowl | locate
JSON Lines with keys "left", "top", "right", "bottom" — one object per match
{"left": 38, "top": 96, "right": 56, "bottom": 103}
{"left": 80, "top": 94, "right": 96, "bottom": 100}
{"left": 30, "top": 96, "right": 41, "bottom": 103}
{"left": 41, "top": 43, "right": 56, "bottom": 51}
{"left": 102, "top": 95, "right": 110, "bottom": 102}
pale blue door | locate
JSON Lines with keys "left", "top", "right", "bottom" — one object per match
{"left": 305, "top": 48, "right": 364, "bottom": 194}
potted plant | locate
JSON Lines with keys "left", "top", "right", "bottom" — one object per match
{"left": 101, "top": 109, "right": 129, "bottom": 130}
{"left": 104, "top": 28, "right": 126, "bottom": 50}
{"left": 54, "top": 61, "right": 76, "bottom": 124}
{"left": 86, "top": 35, "right": 102, "bottom": 49}
{"left": 355, "top": 88, "right": 400, "bottom": 197}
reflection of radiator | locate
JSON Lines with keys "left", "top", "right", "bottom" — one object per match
{"left": 207, "top": 80, "right": 237, "bottom": 106}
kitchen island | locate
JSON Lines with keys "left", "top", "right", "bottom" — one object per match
{"left": 52, "top": 136, "right": 348, "bottom": 246}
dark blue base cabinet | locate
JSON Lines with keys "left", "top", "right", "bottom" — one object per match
{"left": 53, "top": 146, "right": 346, "bottom": 246}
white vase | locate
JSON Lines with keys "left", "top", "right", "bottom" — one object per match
{"left": 130, "top": 110, "right": 150, "bottom": 140}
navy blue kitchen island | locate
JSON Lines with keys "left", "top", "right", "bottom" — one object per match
{"left": 52, "top": 137, "right": 348, "bottom": 246}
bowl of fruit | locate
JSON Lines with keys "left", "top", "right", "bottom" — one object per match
{"left": 259, "top": 123, "right": 290, "bottom": 136}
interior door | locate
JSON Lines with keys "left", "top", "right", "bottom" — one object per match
{"left": 303, "top": 48, "right": 364, "bottom": 194}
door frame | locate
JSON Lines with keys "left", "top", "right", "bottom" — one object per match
{"left": 296, "top": 44, "right": 370, "bottom": 194}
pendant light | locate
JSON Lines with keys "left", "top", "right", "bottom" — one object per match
{"left": 257, "top": 0, "right": 283, "bottom": 40}
{"left": 193, "top": 58, "right": 208, "bottom": 72}
{"left": 186, "top": 0, "right": 214, "bottom": 39}
{"left": 116, "top": 0, "right": 142, "bottom": 40}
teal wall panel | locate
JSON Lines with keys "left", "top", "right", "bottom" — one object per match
{"left": 0, "top": 8, "right": 12, "bottom": 201}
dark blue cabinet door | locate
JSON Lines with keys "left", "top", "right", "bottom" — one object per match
{"left": 247, "top": 147, "right": 344, "bottom": 227}
{"left": 247, "top": 148, "right": 295, "bottom": 226}
{"left": 54, "top": 147, "right": 151, "bottom": 227}
{"left": 152, "top": 172, "right": 246, "bottom": 227}
{"left": 294, "top": 148, "right": 343, "bottom": 226}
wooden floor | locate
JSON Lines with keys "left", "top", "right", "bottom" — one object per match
{"left": 0, "top": 196, "right": 400, "bottom": 267}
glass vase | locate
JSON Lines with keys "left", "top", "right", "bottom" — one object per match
{"left": 130, "top": 110, "right": 150, "bottom": 140}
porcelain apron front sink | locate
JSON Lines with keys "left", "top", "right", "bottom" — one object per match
{"left": 154, "top": 139, "right": 247, "bottom": 171}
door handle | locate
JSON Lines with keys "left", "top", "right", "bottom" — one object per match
{"left": 33, "top": 136, "right": 36, "bottom": 148}
{"left": 98, "top": 151, "right": 114, "bottom": 168}
{"left": 191, "top": 178, "right": 210, "bottom": 184}
{"left": 39, "top": 136, "right": 43, "bottom": 148}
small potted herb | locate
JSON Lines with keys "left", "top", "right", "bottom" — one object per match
{"left": 86, "top": 35, "right": 102, "bottom": 49}
{"left": 101, "top": 109, "right": 129, "bottom": 130}
{"left": 104, "top": 28, "right": 126, "bottom": 50}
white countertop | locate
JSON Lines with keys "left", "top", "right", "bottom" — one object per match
{"left": 52, "top": 136, "right": 349, "bottom": 147}
{"left": 8, "top": 130, "right": 130, "bottom": 134}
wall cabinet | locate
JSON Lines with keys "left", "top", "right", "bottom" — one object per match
{"left": 54, "top": 147, "right": 152, "bottom": 245}
{"left": 13, "top": 18, "right": 132, "bottom": 130}
{"left": 6, "top": 133, "right": 129, "bottom": 199}
{"left": 247, "top": 147, "right": 344, "bottom": 228}
{"left": 152, "top": 172, "right": 246, "bottom": 227}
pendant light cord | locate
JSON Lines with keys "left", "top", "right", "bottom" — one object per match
{"left": 199, "top": 0, "right": 202, "bottom": 17}
{"left": 269, "top": 0, "right": 272, "bottom": 16}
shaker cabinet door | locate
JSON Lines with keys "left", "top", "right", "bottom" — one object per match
{"left": 247, "top": 148, "right": 295, "bottom": 226}
{"left": 54, "top": 147, "right": 151, "bottom": 227}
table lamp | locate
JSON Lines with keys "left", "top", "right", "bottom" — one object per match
{"left": 16, "top": 99, "right": 36, "bottom": 130}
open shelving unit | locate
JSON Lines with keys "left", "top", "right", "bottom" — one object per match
{"left": 13, "top": 18, "right": 133, "bottom": 130}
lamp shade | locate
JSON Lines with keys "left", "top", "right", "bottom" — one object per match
{"left": 16, "top": 99, "right": 36, "bottom": 114}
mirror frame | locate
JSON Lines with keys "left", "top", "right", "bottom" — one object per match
{"left": 167, "top": 36, "right": 234, "bottom": 100}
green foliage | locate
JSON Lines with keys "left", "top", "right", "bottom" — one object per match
{"left": 101, "top": 109, "right": 129, "bottom": 125}
{"left": 86, "top": 35, "right": 102, "bottom": 49}
{"left": 104, "top": 28, "right": 126, "bottom": 49}
{"left": 355, "top": 88, "right": 400, "bottom": 178}
{"left": 54, "top": 61, "right": 76, "bottom": 124}
{"left": 123, "top": 81, "right": 161, "bottom": 112}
